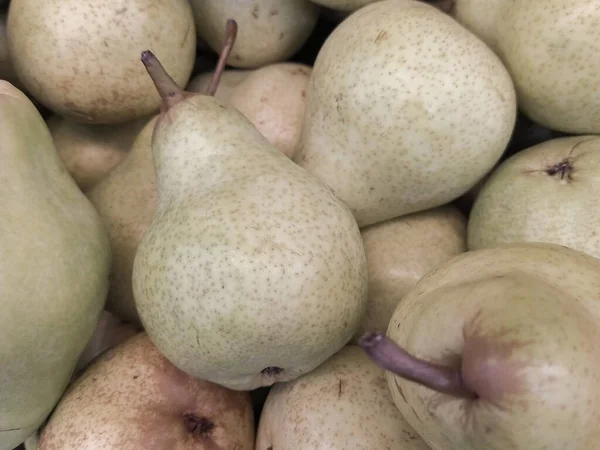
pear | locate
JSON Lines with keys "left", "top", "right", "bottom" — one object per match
{"left": 352, "top": 205, "right": 467, "bottom": 343}
{"left": 360, "top": 242, "right": 600, "bottom": 450}
{"left": 309, "top": 0, "right": 381, "bottom": 12}
{"left": 467, "top": 135, "right": 600, "bottom": 260}
{"left": 190, "top": 62, "right": 312, "bottom": 159}
{"left": 132, "top": 21, "right": 368, "bottom": 391}
{"left": 187, "top": 69, "right": 251, "bottom": 102}
{"left": 188, "top": 0, "right": 320, "bottom": 69}
{"left": 294, "top": 0, "right": 516, "bottom": 228}
{"left": 47, "top": 114, "right": 151, "bottom": 192}
{"left": 7, "top": 0, "right": 196, "bottom": 125}
{"left": 37, "top": 332, "right": 255, "bottom": 450}
{"left": 0, "top": 81, "right": 111, "bottom": 450}
{"left": 87, "top": 115, "right": 159, "bottom": 326}
{"left": 0, "top": 12, "right": 18, "bottom": 85}
{"left": 256, "top": 345, "right": 431, "bottom": 450}
{"left": 453, "top": 0, "right": 600, "bottom": 134}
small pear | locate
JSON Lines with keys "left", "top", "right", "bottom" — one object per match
{"left": 352, "top": 205, "right": 467, "bottom": 343}
{"left": 7, "top": 0, "right": 196, "bottom": 124}
{"left": 48, "top": 114, "right": 150, "bottom": 192}
{"left": 294, "top": 0, "right": 516, "bottom": 228}
{"left": 256, "top": 345, "right": 430, "bottom": 450}
{"left": 468, "top": 135, "right": 600, "bottom": 260}
{"left": 188, "top": 0, "right": 320, "bottom": 69}
{"left": 132, "top": 22, "right": 368, "bottom": 391}
{"left": 361, "top": 242, "right": 600, "bottom": 450}
{"left": 190, "top": 62, "right": 312, "bottom": 159}
{"left": 87, "top": 116, "right": 159, "bottom": 326}
{"left": 37, "top": 333, "right": 255, "bottom": 450}
{"left": 0, "top": 81, "right": 111, "bottom": 450}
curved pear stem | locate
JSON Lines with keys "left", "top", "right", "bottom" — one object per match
{"left": 140, "top": 50, "right": 186, "bottom": 111}
{"left": 205, "top": 19, "right": 239, "bottom": 97}
{"left": 359, "top": 332, "right": 476, "bottom": 399}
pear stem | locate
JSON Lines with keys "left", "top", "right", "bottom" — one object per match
{"left": 205, "top": 19, "right": 239, "bottom": 97}
{"left": 359, "top": 332, "right": 476, "bottom": 399}
{"left": 140, "top": 50, "right": 186, "bottom": 111}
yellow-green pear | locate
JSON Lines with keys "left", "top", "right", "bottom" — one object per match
{"left": 37, "top": 333, "right": 255, "bottom": 450}
{"left": 352, "top": 205, "right": 466, "bottom": 343}
{"left": 0, "top": 81, "right": 111, "bottom": 450}
{"left": 188, "top": 0, "right": 320, "bottom": 69}
{"left": 467, "top": 135, "right": 600, "bottom": 260}
{"left": 361, "top": 242, "right": 600, "bottom": 450}
{"left": 452, "top": 0, "right": 600, "bottom": 134}
{"left": 256, "top": 345, "right": 431, "bottom": 450}
{"left": 132, "top": 23, "right": 368, "bottom": 391}
{"left": 7, "top": 0, "right": 196, "bottom": 124}
{"left": 294, "top": 0, "right": 516, "bottom": 228}
{"left": 87, "top": 116, "right": 159, "bottom": 326}
{"left": 48, "top": 114, "right": 150, "bottom": 192}
{"left": 190, "top": 62, "right": 311, "bottom": 159}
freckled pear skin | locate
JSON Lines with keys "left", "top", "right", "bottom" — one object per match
{"left": 294, "top": 0, "right": 516, "bottom": 228}
{"left": 132, "top": 51, "right": 368, "bottom": 391}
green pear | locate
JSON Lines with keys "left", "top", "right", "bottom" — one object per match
{"left": 190, "top": 62, "right": 312, "bottom": 159}
{"left": 86, "top": 116, "right": 158, "bottom": 326}
{"left": 452, "top": 0, "right": 600, "bottom": 134}
{"left": 294, "top": 0, "right": 516, "bottom": 228}
{"left": 309, "top": 0, "right": 380, "bottom": 12}
{"left": 360, "top": 242, "right": 600, "bottom": 450}
{"left": 467, "top": 136, "right": 600, "bottom": 259}
{"left": 256, "top": 345, "right": 431, "bottom": 450}
{"left": 0, "top": 81, "right": 111, "bottom": 450}
{"left": 37, "top": 333, "right": 255, "bottom": 450}
{"left": 132, "top": 22, "right": 368, "bottom": 391}
{"left": 352, "top": 205, "right": 467, "bottom": 343}
{"left": 47, "top": 114, "right": 150, "bottom": 192}
{"left": 188, "top": 0, "right": 320, "bottom": 69}
{"left": 7, "top": 0, "right": 196, "bottom": 125}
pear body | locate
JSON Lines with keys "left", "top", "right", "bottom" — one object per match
{"left": 48, "top": 115, "right": 150, "bottom": 191}
{"left": 352, "top": 205, "right": 466, "bottom": 342}
{"left": 256, "top": 345, "right": 431, "bottom": 450}
{"left": 132, "top": 95, "right": 368, "bottom": 391}
{"left": 386, "top": 242, "right": 600, "bottom": 450}
{"left": 309, "top": 0, "right": 380, "bottom": 12}
{"left": 189, "top": 63, "right": 311, "bottom": 159}
{"left": 468, "top": 136, "right": 600, "bottom": 259}
{"left": 87, "top": 116, "right": 159, "bottom": 325}
{"left": 37, "top": 333, "right": 255, "bottom": 450}
{"left": 187, "top": 69, "right": 251, "bottom": 102}
{"left": 454, "top": 0, "right": 600, "bottom": 134}
{"left": 0, "top": 81, "right": 111, "bottom": 450}
{"left": 7, "top": 0, "right": 196, "bottom": 124}
{"left": 188, "top": 0, "right": 320, "bottom": 69}
{"left": 294, "top": 0, "right": 516, "bottom": 227}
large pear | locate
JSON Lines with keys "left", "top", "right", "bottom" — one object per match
{"left": 0, "top": 81, "right": 111, "bottom": 450}
{"left": 132, "top": 29, "right": 367, "bottom": 391}
{"left": 453, "top": 0, "right": 600, "bottom": 134}
{"left": 361, "top": 242, "right": 600, "bottom": 450}
{"left": 294, "top": 0, "right": 516, "bottom": 228}
{"left": 468, "top": 135, "right": 600, "bottom": 260}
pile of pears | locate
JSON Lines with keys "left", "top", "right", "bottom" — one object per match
{"left": 2, "top": 0, "right": 600, "bottom": 449}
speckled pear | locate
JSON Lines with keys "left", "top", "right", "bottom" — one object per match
{"left": 132, "top": 22, "right": 368, "bottom": 391}
{"left": 294, "top": 0, "right": 516, "bottom": 228}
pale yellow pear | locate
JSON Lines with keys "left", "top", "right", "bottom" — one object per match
{"left": 294, "top": 0, "right": 516, "bottom": 227}
{"left": 87, "top": 115, "right": 159, "bottom": 326}
{"left": 0, "top": 81, "right": 111, "bottom": 450}
{"left": 256, "top": 345, "right": 431, "bottom": 450}
{"left": 468, "top": 135, "right": 600, "bottom": 260}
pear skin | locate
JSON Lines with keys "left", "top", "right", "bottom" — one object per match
{"left": 468, "top": 136, "right": 600, "bottom": 260}
{"left": 132, "top": 30, "right": 368, "bottom": 391}
{"left": 37, "top": 333, "right": 255, "bottom": 450}
{"left": 187, "top": 69, "right": 251, "bottom": 103}
{"left": 0, "top": 81, "right": 111, "bottom": 450}
{"left": 256, "top": 345, "right": 430, "bottom": 450}
{"left": 361, "top": 242, "right": 600, "bottom": 450}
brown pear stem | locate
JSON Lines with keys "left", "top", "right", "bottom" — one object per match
{"left": 205, "top": 19, "right": 238, "bottom": 97}
{"left": 359, "top": 332, "right": 476, "bottom": 399}
{"left": 140, "top": 50, "right": 186, "bottom": 110}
